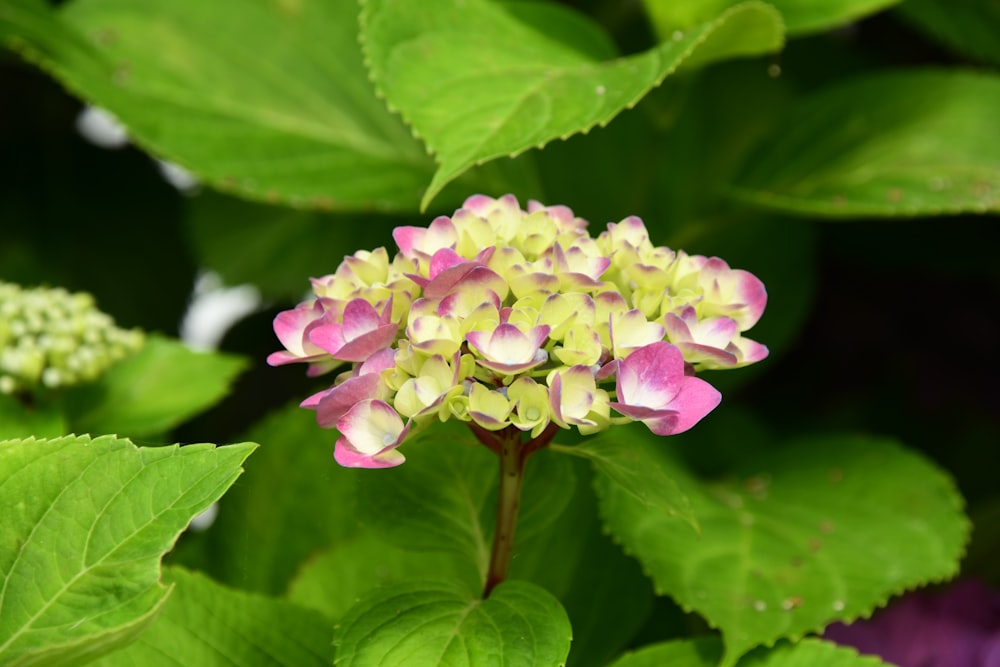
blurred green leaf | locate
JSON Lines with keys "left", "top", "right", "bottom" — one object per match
{"left": 897, "top": 0, "right": 1000, "bottom": 66}
{"left": 0, "top": 0, "right": 434, "bottom": 211}
{"left": 642, "top": 0, "right": 900, "bottom": 36}
{"left": 0, "top": 393, "right": 67, "bottom": 440}
{"left": 357, "top": 422, "right": 575, "bottom": 583}
{"left": 288, "top": 533, "right": 481, "bottom": 621}
{"left": 183, "top": 192, "right": 406, "bottom": 299}
{"left": 729, "top": 70, "right": 1000, "bottom": 218}
{"left": 596, "top": 427, "right": 969, "bottom": 666}
{"left": 199, "top": 403, "right": 360, "bottom": 595}
{"left": 361, "top": 0, "right": 783, "bottom": 209}
{"left": 94, "top": 567, "right": 333, "bottom": 667}
{"left": 610, "top": 636, "right": 888, "bottom": 667}
{"left": 335, "top": 580, "right": 571, "bottom": 667}
{"left": 0, "top": 435, "right": 254, "bottom": 667}
{"left": 58, "top": 334, "right": 246, "bottom": 438}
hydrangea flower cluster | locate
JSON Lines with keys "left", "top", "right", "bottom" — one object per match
{"left": 269, "top": 195, "right": 767, "bottom": 468}
{"left": 0, "top": 281, "right": 144, "bottom": 394}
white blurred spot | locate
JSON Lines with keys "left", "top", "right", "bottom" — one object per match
{"left": 75, "top": 106, "right": 129, "bottom": 149}
{"left": 188, "top": 502, "right": 219, "bottom": 532}
{"left": 157, "top": 160, "right": 200, "bottom": 195}
{"left": 180, "top": 271, "right": 262, "bottom": 351}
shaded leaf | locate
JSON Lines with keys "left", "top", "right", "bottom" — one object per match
{"left": 642, "top": 0, "right": 900, "bottom": 37}
{"left": 897, "top": 0, "right": 1000, "bottom": 67}
{"left": 288, "top": 533, "right": 481, "bottom": 622}
{"left": 58, "top": 334, "right": 246, "bottom": 438}
{"left": 0, "top": 435, "right": 255, "bottom": 667}
{"left": 560, "top": 432, "right": 698, "bottom": 531}
{"left": 0, "top": 393, "right": 67, "bottom": 440}
{"left": 0, "top": 0, "right": 434, "bottom": 211}
{"left": 610, "top": 636, "right": 887, "bottom": 667}
{"left": 729, "top": 70, "right": 1000, "bottom": 218}
{"left": 512, "top": 456, "right": 655, "bottom": 667}
{"left": 94, "top": 567, "right": 333, "bottom": 667}
{"left": 335, "top": 580, "right": 571, "bottom": 667}
{"left": 596, "top": 427, "right": 969, "bottom": 666}
{"left": 183, "top": 192, "right": 407, "bottom": 299}
{"left": 361, "top": 0, "right": 783, "bottom": 208}
{"left": 357, "top": 421, "right": 575, "bottom": 583}
{"left": 200, "top": 403, "right": 360, "bottom": 595}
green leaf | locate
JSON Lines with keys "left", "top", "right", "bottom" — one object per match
{"left": 610, "top": 636, "right": 888, "bottom": 667}
{"left": 642, "top": 0, "right": 899, "bottom": 36}
{"left": 0, "top": 435, "right": 255, "bottom": 667}
{"left": 288, "top": 533, "right": 481, "bottom": 622}
{"left": 897, "top": 0, "right": 1000, "bottom": 67}
{"left": 729, "top": 70, "right": 1000, "bottom": 218}
{"left": 511, "top": 457, "right": 655, "bottom": 667}
{"left": 58, "top": 334, "right": 246, "bottom": 438}
{"left": 93, "top": 567, "right": 334, "bottom": 667}
{"left": 360, "top": 0, "right": 783, "bottom": 209}
{"left": 559, "top": 432, "right": 698, "bottom": 531}
{"left": 0, "top": 393, "right": 67, "bottom": 440}
{"left": 184, "top": 192, "right": 407, "bottom": 299}
{"left": 199, "top": 403, "right": 361, "bottom": 595}
{"left": 335, "top": 580, "right": 572, "bottom": 667}
{"left": 357, "top": 421, "right": 575, "bottom": 582}
{"left": 0, "top": 0, "right": 434, "bottom": 212}
{"left": 596, "top": 427, "right": 969, "bottom": 666}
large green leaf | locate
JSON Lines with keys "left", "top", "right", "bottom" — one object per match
{"left": 0, "top": 0, "right": 433, "bottom": 212}
{"left": 361, "top": 0, "right": 783, "bottom": 209}
{"left": 897, "top": 0, "right": 1000, "bottom": 67}
{"left": 729, "top": 70, "right": 1000, "bottom": 218}
{"left": 642, "top": 0, "right": 900, "bottom": 37}
{"left": 94, "top": 567, "right": 333, "bottom": 667}
{"left": 57, "top": 334, "right": 246, "bottom": 438}
{"left": 335, "top": 580, "right": 572, "bottom": 667}
{"left": 0, "top": 435, "right": 255, "bottom": 667}
{"left": 610, "top": 637, "right": 887, "bottom": 667}
{"left": 357, "top": 421, "right": 575, "bottom": 583}
{"left": 596, "top": 427, "right": 968, "bottom": 666}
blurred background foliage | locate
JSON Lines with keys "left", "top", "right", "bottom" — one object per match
{"left": 1, "top": 0, "right": 998, "bottom": 656}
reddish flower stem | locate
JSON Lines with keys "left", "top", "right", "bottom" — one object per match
{"left": 483, "top": 426, "right": 526, "bottom": 598}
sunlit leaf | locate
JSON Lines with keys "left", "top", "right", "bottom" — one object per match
{"left": 0, "top": 435, "right": 255, "bottom": 667}
{"left": 597, "top": 427, "right": 969, "bottom": 666}
{"left": 361, "top": 0, "right": 783, "bottom": 208}
{"left": 0, "top": 0, "right": 434, "bottom": 211}
{"left": 642, "top": 0, "right": 900, "bottom": 37}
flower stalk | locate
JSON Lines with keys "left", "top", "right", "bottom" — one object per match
{"left": 484, "top": 426, "right": 525, "bottom": 598}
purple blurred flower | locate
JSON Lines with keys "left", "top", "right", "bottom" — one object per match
{"left": 825, "top": 579, "right": 1000, "bottom": 667}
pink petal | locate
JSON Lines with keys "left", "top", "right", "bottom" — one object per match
{"left": 332, "top": 323, "right": 398, "bottom": 362}
{"left": 334, "top": 438, "right": 406, "bottom": 468}
{"left": 315, "top": 374, "right": 383, "bottom": 427}
{"left": 660, "top": 376, "right": 721, "bottom": 434}
{"left": 616, "top": 341, "right": 685, "bottom": 409}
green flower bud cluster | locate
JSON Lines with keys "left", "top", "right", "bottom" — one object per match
{"left": 0, "top": 282, "right": 144, "bottom": 394}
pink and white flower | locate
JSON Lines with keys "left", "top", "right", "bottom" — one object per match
{"left": 610, "top": 341, "right": 721, "bottom": 435}
{"left": 334, "top": 399, "right": 411, "bottom": 468}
